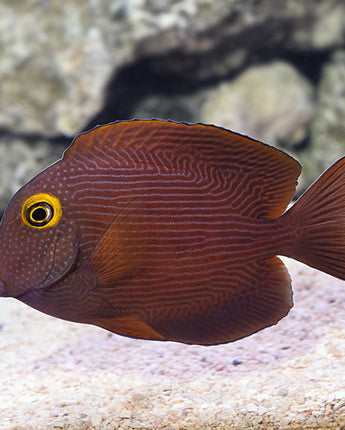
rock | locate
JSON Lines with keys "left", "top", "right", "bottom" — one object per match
{"left": 200, "top": 61, "right": 315, "bottom": 148}
{"left": 127, "top": 419, "right": 146, "bottom": 429}
{"left": 131, "top": 391, "right": 146, "bottom": 402}
{"left": 295, "top": 1, "right": 345, "bottom": 49}
{"left": 1, "top": 1, "right": 345, "bottom": 136}
{"left": 0, "top": 1, "right": 117, "bottom": 136}
{"left": 132, "top": 89, "right": 210, "bottom": 123}
{"left": 0, "top": 137, "right": 65, "bottom": 213}
{"left": 117, "top": 408, "right": 132, "bottom": 419}
{"left": 144, "top": 0, "right": 345, "bottom": 80}
{"left": 300, "top": 50, "right": 345, "bottom": 188}
{"left": 0, "top": 0, "right": 232, "bottom": 136}
{"left": 90, "top": 414, "right": 103, "bottom": 426}
{"left": 333, "top": 400, "right": 345, "bottom": 411}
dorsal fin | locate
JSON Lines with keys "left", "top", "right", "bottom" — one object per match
{"left": 64, "top": 119, "right": 301, "bottom": 219}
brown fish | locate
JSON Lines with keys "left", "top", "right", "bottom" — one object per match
{"left": 0, "top": 119, "right": 344, "bottom": 345}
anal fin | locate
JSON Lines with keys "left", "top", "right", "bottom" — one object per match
{"left": 149, "top": 256, "right": 293, "bottom": 345}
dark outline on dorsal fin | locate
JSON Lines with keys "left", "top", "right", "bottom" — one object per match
{"left": 64, "top": 119, "right": 301, "bottom": 219}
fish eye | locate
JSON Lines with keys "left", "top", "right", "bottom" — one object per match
{"left": 27, "top": 202, "right": 53, "bottom": 227}
{"left": 21, "top": 193, "right": 62, "bottom": 229}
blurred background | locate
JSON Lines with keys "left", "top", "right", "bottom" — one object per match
{"left": 1, "top": 0, "right": 345, "bottom": 214}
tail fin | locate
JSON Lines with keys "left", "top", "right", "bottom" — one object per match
{"left": 284, "top": 156, "right": 345, "bottom": 280}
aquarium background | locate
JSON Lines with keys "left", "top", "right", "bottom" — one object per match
{"left": 1, "top": 1, "right": 345, "bottom": 212}
{"left": 1, "top": 2, "right": 345, "bottom": 429}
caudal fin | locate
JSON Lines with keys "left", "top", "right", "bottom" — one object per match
{"left": 284, "top": 156, "right": 345, "bottom": 280}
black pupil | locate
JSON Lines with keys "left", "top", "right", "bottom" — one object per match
{"left": 32, "top": 207, "right": 48, "bottom": 222}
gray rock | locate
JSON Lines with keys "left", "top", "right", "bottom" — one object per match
{"left": 0, "top": 138, "right": 66, "bottom": 213}
{"left": 132, "top": 89, "right": 210, "bottom": 123}
{"left": 0, "top": 0, "right": 233, "bottom": 136}
{"left": 1, "top": 0, "right": 345, "bottom": 137}
{"left": 145, "top": 0, "right": 345, "bottom": 80}
{"left": 200, "top": 61, "right": 315, "bottom": 148}
{"left": 0, "top": 1, "right": 117, "bottom": 136}
{"left": 299, "top": 50, "right": 345, "bottom": 189}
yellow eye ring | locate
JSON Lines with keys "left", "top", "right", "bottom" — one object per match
{"left": 21, "top": 193, "right": 62, "bottom": 229}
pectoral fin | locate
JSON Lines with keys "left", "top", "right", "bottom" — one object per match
{"left": 81, "top": 201, "right": 143, "bottom": 288}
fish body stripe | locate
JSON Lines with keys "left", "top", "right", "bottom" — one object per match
{"left": 26, "top": 142, "right": 294, "bottom": 327}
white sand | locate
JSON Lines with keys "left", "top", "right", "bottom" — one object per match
{"left": 0, "top": 259, "right": 345, "bottom": 429}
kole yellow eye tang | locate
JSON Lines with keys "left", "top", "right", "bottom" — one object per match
{"left": 0, "top": 119, "right": 344, "bottom": 345}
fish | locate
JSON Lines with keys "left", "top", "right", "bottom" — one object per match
{"left": 0, "top": 119, "right": 345, "bottom": 346}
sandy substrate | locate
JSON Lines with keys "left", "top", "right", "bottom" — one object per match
{"left": 0, "top": 258, "right": 345, "bottom": 430}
